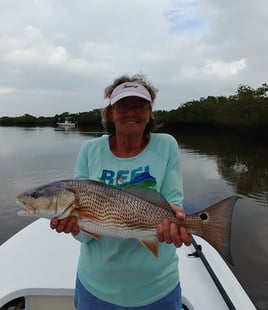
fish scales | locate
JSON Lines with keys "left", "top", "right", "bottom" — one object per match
{"left": 17, "top": 179, "right": 240, "bottom": 263}
{"left": 71, "top": 180, "right": 173, "bottom": 229}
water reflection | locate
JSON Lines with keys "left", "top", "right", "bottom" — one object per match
{"left": 172, "top": 129, "right": 268, "bottom": 207}
{"left": 170, "top": 128, "right": 268, "bottom": 308}
{"left": 219, "top": 150, "right": 268, "bottom": 205}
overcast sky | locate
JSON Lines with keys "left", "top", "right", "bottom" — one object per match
{"left": 0, "top": 0, "right": 267, "bottom": 117}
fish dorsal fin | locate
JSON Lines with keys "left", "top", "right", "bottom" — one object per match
{"left": 123, "top": 186, "right": 172, "bottom": 211}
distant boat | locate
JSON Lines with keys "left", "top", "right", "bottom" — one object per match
{"left": 57, "top": 117, "right": 76, "bottom": 128}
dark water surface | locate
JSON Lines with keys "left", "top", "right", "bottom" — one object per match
{"left": 0, "top": 126, "right": 267, "bottom": 309}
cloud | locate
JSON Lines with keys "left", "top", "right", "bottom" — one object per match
{"left": 0, "top": 87, "right": 16, "bottom": 94}
{"left": 204, "top": 58, "right": 247, "bottom": 77}
{"left": 3, "top": 25, "right": 106, "bottom": 76}
{"left": 0, "top": 0, "right": 268, "bottom": 116}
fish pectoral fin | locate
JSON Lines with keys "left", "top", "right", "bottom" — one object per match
{"left": 139, "top": 239, "right": 159, "bottom": 258}
{"left": 81, "top": 229, "right": 102, "bottom": 241}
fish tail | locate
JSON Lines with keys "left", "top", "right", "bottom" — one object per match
{"left": 189, "top": 196, "right": 240, "bottom": 265}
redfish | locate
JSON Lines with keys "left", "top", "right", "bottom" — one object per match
{"left": 17, "top": 179, "right": 239, "bottom": 264}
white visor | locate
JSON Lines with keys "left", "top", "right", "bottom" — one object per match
{"left": 110, "top": 82, "right": 152, "bottom": 105}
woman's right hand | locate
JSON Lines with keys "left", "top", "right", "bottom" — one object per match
{"left": 50, "top": 216, "right": 80, "bottom": 236}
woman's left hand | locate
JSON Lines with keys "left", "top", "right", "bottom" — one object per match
{"left": 157, "top": 203, "right": 192, "bottom": 247}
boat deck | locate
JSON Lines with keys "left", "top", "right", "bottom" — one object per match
{"left": 0, "top": 219, "right": 256, "bottom": 309}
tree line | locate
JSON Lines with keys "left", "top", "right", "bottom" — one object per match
{"left": 1, "top": 83, "right": 267, "bottom": 136}
{"left": 0, "top": 110, "right": 102, "bottom": 128}
{"left": 157, "top": 83, "right": 268, "bottom": 131}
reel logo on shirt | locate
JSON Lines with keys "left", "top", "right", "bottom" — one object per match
{"left": 99, "top": 166, "right": 157, "bottom": 189}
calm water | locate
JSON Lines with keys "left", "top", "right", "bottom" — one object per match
{"left": 0, "top": 126, "right": 267, "bottom": 309}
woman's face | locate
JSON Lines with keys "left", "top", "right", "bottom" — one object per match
{"left": 111, "top": 96, "right": 151, "bottom": 137}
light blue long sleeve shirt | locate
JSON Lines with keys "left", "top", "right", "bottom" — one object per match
{"left": 73, "top": 133, "right": 184, "bottom": 307}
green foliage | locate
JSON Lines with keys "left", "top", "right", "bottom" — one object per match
{"left": 156, "top": 83, "right": 268, "bottom": 134}
{"left": 77, "top": 109, "right": 101, "bottom": 125}
{"left": 1, "top": 84, "right": 267, "bottom": 135}
{"left": 0, "top": 114, "right": 55, "bottom": 126}
{"left": 0, "top": 110, "right": 103, "bottom": 127}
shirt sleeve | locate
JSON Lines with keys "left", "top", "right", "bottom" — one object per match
{"left": 159, "top": 135, "right": 184, "bottom": 208}
{"left": 74, "top": 141, "right": 90, "bottom": 179}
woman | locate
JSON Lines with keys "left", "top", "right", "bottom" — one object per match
{"left": 51, "top": 74, "right": 192, "bottom": 309}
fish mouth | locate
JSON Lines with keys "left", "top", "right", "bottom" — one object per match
{"left": 16, "top": 199, "right": 35, "bottom": 216}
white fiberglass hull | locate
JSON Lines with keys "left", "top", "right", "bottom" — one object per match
{"left": 0, "top": 219, "right": 255, "bottom": 310}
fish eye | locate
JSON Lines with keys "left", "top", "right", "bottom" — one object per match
{"left": 199, "top": 212, "right": 208, "bottom": 221}
{"left": 30, "top": 191, "right": 39, "bottom": 199}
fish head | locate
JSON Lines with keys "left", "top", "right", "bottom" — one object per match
{"left": 17, "top": 181, "right": 76, "bottom": 219}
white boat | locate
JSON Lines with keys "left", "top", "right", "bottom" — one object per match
{"left": 0, "top": 219, "right": 256, "bottom": 310}
{"left": 57, "top": 118, "right": 76, "bottom": 128}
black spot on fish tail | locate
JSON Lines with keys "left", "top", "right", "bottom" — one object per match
{"left": 199, "top": 212, "right": 208, "bottom": 221}
{"left": 189, "top": 196, "right": 241, "bottom": 265}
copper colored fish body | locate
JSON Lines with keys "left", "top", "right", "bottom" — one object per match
{"left": 17, "top": 179, "right": 240, "bottom": 264}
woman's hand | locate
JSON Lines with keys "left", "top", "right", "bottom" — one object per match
{"left": 157, "top": 203, "right": 192, "bottom": 247}
{"left": 50, "top": 216, "right": 80, "bottom": 236}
